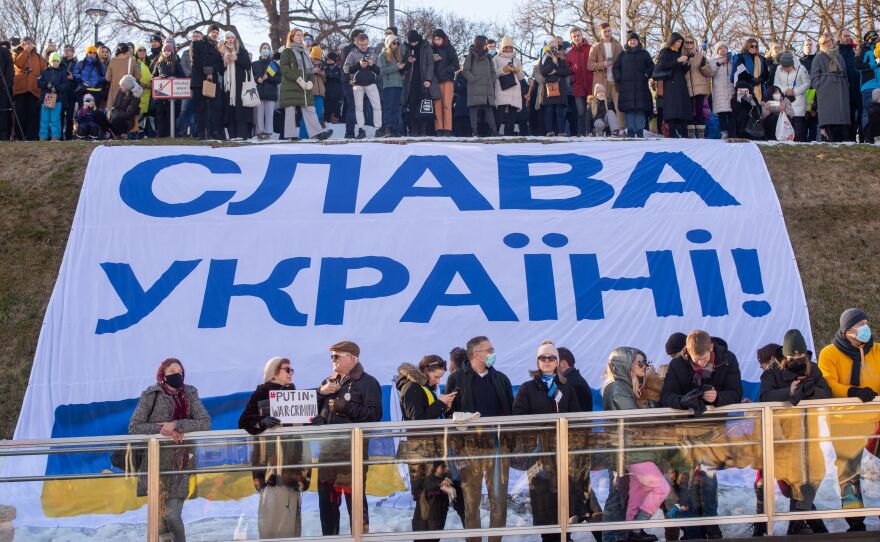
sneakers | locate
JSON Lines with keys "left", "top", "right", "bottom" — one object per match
{"left": 355, "top": 128, "right": 367, "bottom": 140}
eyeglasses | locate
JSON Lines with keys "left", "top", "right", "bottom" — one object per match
{"left": 279, "top": 367, "right": 293, "bottom": 373}
{"left": 537, "top": 355, "right": 558, "bottom": 363}
{"left": 475, "top": 348, "right": 495, "bottom": 354}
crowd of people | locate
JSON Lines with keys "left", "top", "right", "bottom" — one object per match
{"left": 127, "top": 308, "right": 880, "bottom": 541}
{"left": 2, "top": 24, "right": 880, "bottom": 143}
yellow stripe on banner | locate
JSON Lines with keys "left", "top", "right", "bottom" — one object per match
{"left": 41, "top": 458, "right": 405, "bottom": 517}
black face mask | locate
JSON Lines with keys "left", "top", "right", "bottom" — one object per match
{"left": 165, "top": 373, "right": 184, "bottom": 389}
{"left": 787, "top": 358, "right": 808, "bottom": 376}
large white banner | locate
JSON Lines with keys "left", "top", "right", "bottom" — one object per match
{"left": 18, "top": 140, "right": 810, "bottom": 447}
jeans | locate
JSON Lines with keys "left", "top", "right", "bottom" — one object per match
{"left": 573, "top": 96, "right": 589, "bottom": 136}
{"left": 543, "top": 104, "right": 566, "bottom": 134}
{"left": 177, "top": 97, "right": 196, "bottom": 137}
{"left": 353, "top": 84, "right": 382, "bottom": 131}
{"left": 162, "top": 496, "right": 186, "bottom": 541}
{"left": 624, "top": 110, "right": 645, "bottom": 136}
{"left": 382, "top": 86, "right": 403, "bottom": 134}
{"left": 300, "top": 96, "right": 324, "bottom": 139}
{"left": 861, "top": 89, "right": 873, "bottom": 130}
{"left": 39, "top": 105, "right": 62, "bottom": 140}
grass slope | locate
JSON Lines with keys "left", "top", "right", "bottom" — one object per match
{"left": 1, "top": 141, "right": 878, "bottom": 439}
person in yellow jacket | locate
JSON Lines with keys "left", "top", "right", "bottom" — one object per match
{"left": 134, "top": 45, "right": 153, "bottom": 135}
{"left": 817, "top": 307, "right": 880, "bottom": 532}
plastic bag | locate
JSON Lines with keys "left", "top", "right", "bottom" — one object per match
{"left": 776, "top": 110, "right": 795, "bottom": 141}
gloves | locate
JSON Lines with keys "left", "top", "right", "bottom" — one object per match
{"left": 328, "top": 397, "right": 347, "bottom": 415}
{"left": 305, "top": 80, "right": 314, "bottom": 90}
{"left": 799, "top": 379, "right": 815, "bottom": 398}
{"left": 848, "top": 386, "right": 878, "bottom": 403}
{"left": 679, "top": 389, "right": 707, "bottom": 416}
{"left": 790, "top": 386, "right": 805, "bottom": 406}
{"left": 310, "top": 415, "right": 326, "bottom": 426}
{"left": 259, "top": 416, "right": 281, "bottom": 429}
{"left": 502, "top": 65, "right": 511, "bottom": 74}
{"left": 296, "top": 77, "right": 313, "bottom": 90}
{"left": 202, "top": 66, "right": 214, "bottom": 76}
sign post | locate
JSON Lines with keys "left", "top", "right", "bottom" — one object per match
{"left": 151, "top": 77, "right": 192, "bottom": 139}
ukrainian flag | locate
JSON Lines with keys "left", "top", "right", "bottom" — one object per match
{"left": 265, "top": 61, "right": 279, "bottom": 77}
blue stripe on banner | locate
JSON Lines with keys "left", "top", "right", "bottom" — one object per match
{"left": 46, "top": 381, "right": 761, "bottom": 475}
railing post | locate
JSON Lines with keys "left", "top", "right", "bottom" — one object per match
{"left": 351, "top": 427, "right": 365, "bottom": 541}
{"left": 761, "top": 405, "right": 776, "bottom": 536}
{"left": 616, "top": 418, "right": 625, "bottom": 475}
{"left": 146, "top": 438, "right": 160, "bottom": 542}
{"left": 556, "top": 417, "right": 570, "bottom": 540}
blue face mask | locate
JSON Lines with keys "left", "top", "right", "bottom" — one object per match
{"left": 856, "top": 325, "right": 872, "bottom": 343}
{"left": 261, "top": 48, "right": 271, "bottom": 57}
{"left": 488, "top": 49, "right": 497, "bottom": 57}
{"left": 485, "top": 353, "right": 496, "bottom": 368}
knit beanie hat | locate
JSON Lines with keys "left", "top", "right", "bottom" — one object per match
{"left": 310, "top": 45, "right": 324, "bottom": 60}
{"left": 384, "top": 34, "right": 398, "bottom": 49}
{"left": 665, "top": 332, "right": 687, "bottom": 356}
{"left": 262, "top": 356, "right": 289, "bottom": 383}
{"left": 839, "top": 308, "right": 868, "bottom": 333}
{"left": 164, "top": 38, "right": 176, "bottom": 53}
{"left": 537, "top": 340, "right": 559, "bottom": 359}
{"left": 782, "top": 329, "right": 808, "bottom": 357}
{"left": 86, "top": 45, "right": 98, "bottom": 54}
{"left": 406, "top": 30, "right": 421, "bottom": 44}
{"left": 779, "top": 52, "right": 794, "bottom": 67}
{"left": 628, "top": 32, "right": 640, "bottom": 42}
{"left": 49, "top": 52, "right": 61, "bottom": 64}
{"left": 500, "top": 36, "right": 514, "bottom": 49}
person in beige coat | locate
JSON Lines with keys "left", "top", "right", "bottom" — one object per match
{"left": 493, "top": 36, "right": 523, "bottom": 136}
{"left": 709, "top": 44, "right": 735, "bottom": 136}
{"left": 682, "top": 36, "right": 712, "bottom": 137}
{"left": 105, "top": 44, "right": 141, "bottom": 118}
{"left": 588, "top": 23, "right": 624, "bottom": 129}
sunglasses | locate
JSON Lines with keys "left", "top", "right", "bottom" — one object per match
{"left": 424, "top": 361, "right": 447, "bottom": 370}
{"left": 637, "top": 359, "right": 652, "bottom": 369}
{"left": 279, "top": 366, "right": 293, "bottom": 373}
{"left": 537, "top": 355, "right": 558, "bottom": 363}
{"left": 330, "top": 353, "right": 349, "bottom": 360}
{"left": 685, "top": 41, "right": 694, "bottom": 44}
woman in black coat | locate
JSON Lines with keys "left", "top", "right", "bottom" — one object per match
{"left": 218, "top": 32, "right": 253, "bottom": 140}
{"left": 655, "top": 32, "right": 692, "bottom": 137}
{"left": 512, "top": 341, "right": 577, "bottom": 542}
{"left": 150, "top": 47, "right": 185, "bottom": 138}
{"left": 613, "top": 32, "right": 654, "bottom": 137}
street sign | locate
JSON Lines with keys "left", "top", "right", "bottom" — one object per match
{"left": 151, "top": 77, "right": 192, "bottom": 99}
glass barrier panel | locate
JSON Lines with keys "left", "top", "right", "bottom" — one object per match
{"left": 156, "top": 428, "right": 353, "bottom": 541}
{"left": 770, "top": 401, "right": 880, "bottom": 533}
{"left": 0, "top": 439, "right": 151, "bottom": 539}
{"left": 568, "top": 409, "right": 764, "bottom": 540}
{"left": 362, "top": 419, "right": 561, "bottom": 539}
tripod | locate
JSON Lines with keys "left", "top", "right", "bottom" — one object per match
{"left": 0, "top": 60, "right": 24, "bottom": 141}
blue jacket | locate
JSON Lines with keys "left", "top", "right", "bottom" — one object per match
{"left": 37, "top": 66, "right": 68, "bottom": 102}
{"left": 730, "top": 53, "right": 769, "bottom": 97}
{"left": 856, "top": 44, "right": 880, "bottom": 91}
{"left": 74, "top": 56, "right": 106, "bottom": 89}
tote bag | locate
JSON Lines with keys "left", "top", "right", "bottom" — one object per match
{"left": 241, "top": 69, "right": 260, "bottom": 108}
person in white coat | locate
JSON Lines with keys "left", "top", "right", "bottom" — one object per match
{"left": 709, "top": 43, "right": 735, "bottom": 137}
{"left": 493, "top": 36, "right": 523, "bottom": 136}
{"left": 772, "top": 52, "right": 810, "bottom": 141}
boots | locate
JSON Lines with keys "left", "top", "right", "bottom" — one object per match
{"left": 627, "top": 510, "right": 658, "bottom": 542}
{"left": 696, "top": 125, "right": 705, "bottom": 139}
{"left": 687, "top": 124, "right": 696, "bottom": 138}
{"left": 752, "top": 522, "right": 767, "bottom": 536}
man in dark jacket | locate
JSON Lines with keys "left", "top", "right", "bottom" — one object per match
{"left": 402, "top": 30, "right": 439, "bottom": 136}
{"left": 837, "top": 29, "right": 862, "bottom": 140}
{"left": 444, "top": 335, "right": 513, "bottom": 542}
{"left": 661, "top": 330, "right": 743, "bottom": 540}
{"left": 59, "top": 45, "right": 77, "bottom": 140}
{"left": 191, "top": 25, "right": 224, "bottom": 140}
{"left": 0, "top": 41, "right": 13, "bottom": 141}
{"left": 312, "top": 340, "right": 381, "bottom": 536}
{"left": 557, "top": 347, "right": 593, "bottom": 411}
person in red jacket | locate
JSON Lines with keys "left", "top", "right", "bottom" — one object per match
{"left": 566, "top": 27, "right": 592, "bottom": 135}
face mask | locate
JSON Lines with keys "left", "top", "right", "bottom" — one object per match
{"left": 485, "top": 353, "right": 496, "bottom": 368}
{"left": 164, "top": 373, "right": 184, "bottom": 389}
{"left": 488, "top": 49, "right": 496, "bottom": 57}
{"left": 856, "top": 325, "right": 872, "bottom": 343}
{"left": 787, "top": 357, "right": 808, "bottom": 375}
{"left": 773, "top": 93, "right": 782, "bottom": 101}
{"left": 261, "top": 48, "right": 271, "bottom": 57}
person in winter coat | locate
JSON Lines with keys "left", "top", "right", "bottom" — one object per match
{"left": 252, "top": 43, "right": 281, "bottom": 138}
{"left": 299, "top": 45, "right": 326, "bottom": 139}
{"left": 420, "top": 461, "right": 459, "bottom": 539}
{"left": 343, "top": 33, "right": 382, "bottom": 139}
{"left": 58, "top": 45, "right": 77, "bottom": 140}
{"left": 280, "top": 29, "right": 332, "bottom": 141}
{"left": 601, "top": 347, "right": 670, "bottom": 542}
{"left": 566, "top": 27, "right": 593, "bottom": 135}
{"left": 492, "top": 36, "right": 523, "bottom": 136}
{"left": 682, "top": 36, "right": 712, "bottom": 137}
{"left": 402, "top": 30, "right": 441, "bottom": 136}
{"left": 104, "top": 74, "right": 142, "bottom": 137}
{"left": 462, "top": 35, "right": 498, "bottom": 136}
{"left": 868, "top": 87, "right": 880, "bottom": 143}
{"left": 660, "top": 330, "right": 743, "bottom": 539}
{"left": 762, "top": 85, "right": 796, "bottom": 140}
{"left": 12, "top": 38, "right": 47, "bottom": 140}
{"left": 312, "top": 341, "right": 381, "bottom": 535}
{"left": 453, "top": 70, "right": 471, "bottom": 136}
{"left": 730, "top": 74, "right": 764, "bottom": 139}
{"left": 855, "top": 31, "right": 880, "bottom": 138}
{"left": 431, "top": 29, "right": 459, "bottom": 136}
{"left": 512, "top": 340, "right": 577, "bottom": 542}
{"left": 105, "top": 43, "right": 141, "bottom": 118}
{"left": 588, "top": 23, "right": 625, "bottom": 131}
{"left": 0, "top": 42, "right": 13, "bottom": 141}
{"left": 73, "top": 45, "right": 106, "bottom": 107}
{"left": 811, "top": 32, "right": 851, "bottom": 142}
{"left": 557, "top": 347, "right": 593, "bottom": 411}
{"left": 37, "top": 52, "right": 66, "bottom": 140}
{"left": 151, "top": 44, "right": 185, "bottom": 138}
{"left": 655, "top": 33, "right": 692, "bottom": 137}
{"left": 758, "top": 330, "right": 830, "bottom": 536}
{"left": 587, "top": 83, "right": 618, "bottom": 135}
{"left": 147, "top": 34, "right": 163, "bottom": 69}
{"left": 322, "top": 52, "right": 343, "bottom": 122}
{"left": 396, "top": 356, "right": 457, "bottom": 537}
{"left": 238, "top": 357, "right": 311, "bottom": 539}
{"left": 190, "top": 26, "right": 224, "bottom": 140}
{"left": 217, "top": 32, "right": 253, "bottom": 139}
{"left": 133, "top": 45, "right": 154, "bottom": 136}
{"left": 766, "top": 42, "right": 783, "bottom": 86}
{"left": 377, "top": 35, "right": 405, "bottom": 137}
{"left": 128, "top": 358, "right": 211, "bottom": 542}
{"left": 818, "top": 308, "right": 880, "bottom": 532}
{"left": 773, "top": 52, "right": 810, "bottom": 140}
{"left": 74, "top": 93, "right": 103, "bottom": 139}
{"left": 612, "top": 32, "right": 654, "bottom": 137}
{"left": 837, "top": 29, "right": 861, "bottom": 140}
{"left": 444, "top": 335, "right": 514, "bottom": 542}
{"left": 540, "top": 40, "right": 571, "bottom": 136}
{"left": 709, "top": 44, "right": 735, "bottom": 136}
{"left": 730, "top": 38, "right": 769, "bottom": 102}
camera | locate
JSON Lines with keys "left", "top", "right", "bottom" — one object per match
{"left": 701, "top": 384, "right": 714, "bottom": 392}
{"left": 687, "top": 52, "right": 695, "bottom": 59}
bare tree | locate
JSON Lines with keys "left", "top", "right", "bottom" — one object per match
{"left": 250, "top": 0, "right": 387, "bottom": 52}
{"left": 0, "top": 0, "right": 94, "bottom": 50}
{"left": 396, "top": 6, "right": 492, "bottom": 59}
{"left": 110, "top": 0, "right": 250, "bottom": 45}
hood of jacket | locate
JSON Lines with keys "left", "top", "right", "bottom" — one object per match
{"left": 608, "top": 347, "right": 640, "bottom": 387}
{"left": 396, "top": 362, "right": 426, "bottom": 390}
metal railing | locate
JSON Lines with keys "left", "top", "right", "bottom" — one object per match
{"left": 1, "top": 397, "right": 879, "bottom": 541}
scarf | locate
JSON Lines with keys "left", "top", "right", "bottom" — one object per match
{"left": 833, "top": 331, "right": 873, "bottom": 386}
{"left": 221, "top": 47, "right": 238, "bottom": 106}
{"left": 823, "top": 46, "right": 842, "bottom": 74}
{"left": 541, "top": 374, "right": 558, "bottom": 398}
{"left": 751, "top": 54, "right": 763, "bottom": 101}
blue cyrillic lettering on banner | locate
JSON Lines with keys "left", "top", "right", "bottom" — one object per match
{"left": 227, "top": 154, "right": 362, "bottom": 215}
{"left": 361, "top": 156, "right": 493, "bottom": 213}
{"left": 731, "top": 248, "right": 772, "bottom": 317}
{"left": 199, "top": 258, "right": 311, "bottom": 328}
{"left": 120, "top": 155, "right": 240, "bottom": 217}
{"left": 613, "top": 152, "right": 740, "bottom": 208}
{"left": 315, "top": 257, "right": 410, "bottom": 325}
{"left": 524, "top": 254, "right": 558, "bottom": 321}
{"left": 570, "top": 251, "right": 683, "bottom": 320}
{"left": 402, "top": 255, "right": 518, "bottom": 322}
{"left": 498, "top": 154, "right": 614, "bottom": 210}
{"left": 96, "top": 260, "right": 201, "bottom": 334}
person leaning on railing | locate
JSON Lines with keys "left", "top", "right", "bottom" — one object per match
{"left": 818, "top": 308, "right": 880, "bottom": 532}
{"left": 758, "top": 330, "right": 830, "bottom": 536}
{"left": 511, "top": 340, "right": 578, "bottom": 542}
{"left": 128, "top": 357, "right": 212, "bottom": 542}
{"left": 237, "top": 356, "right": 311, "bottom": 539}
